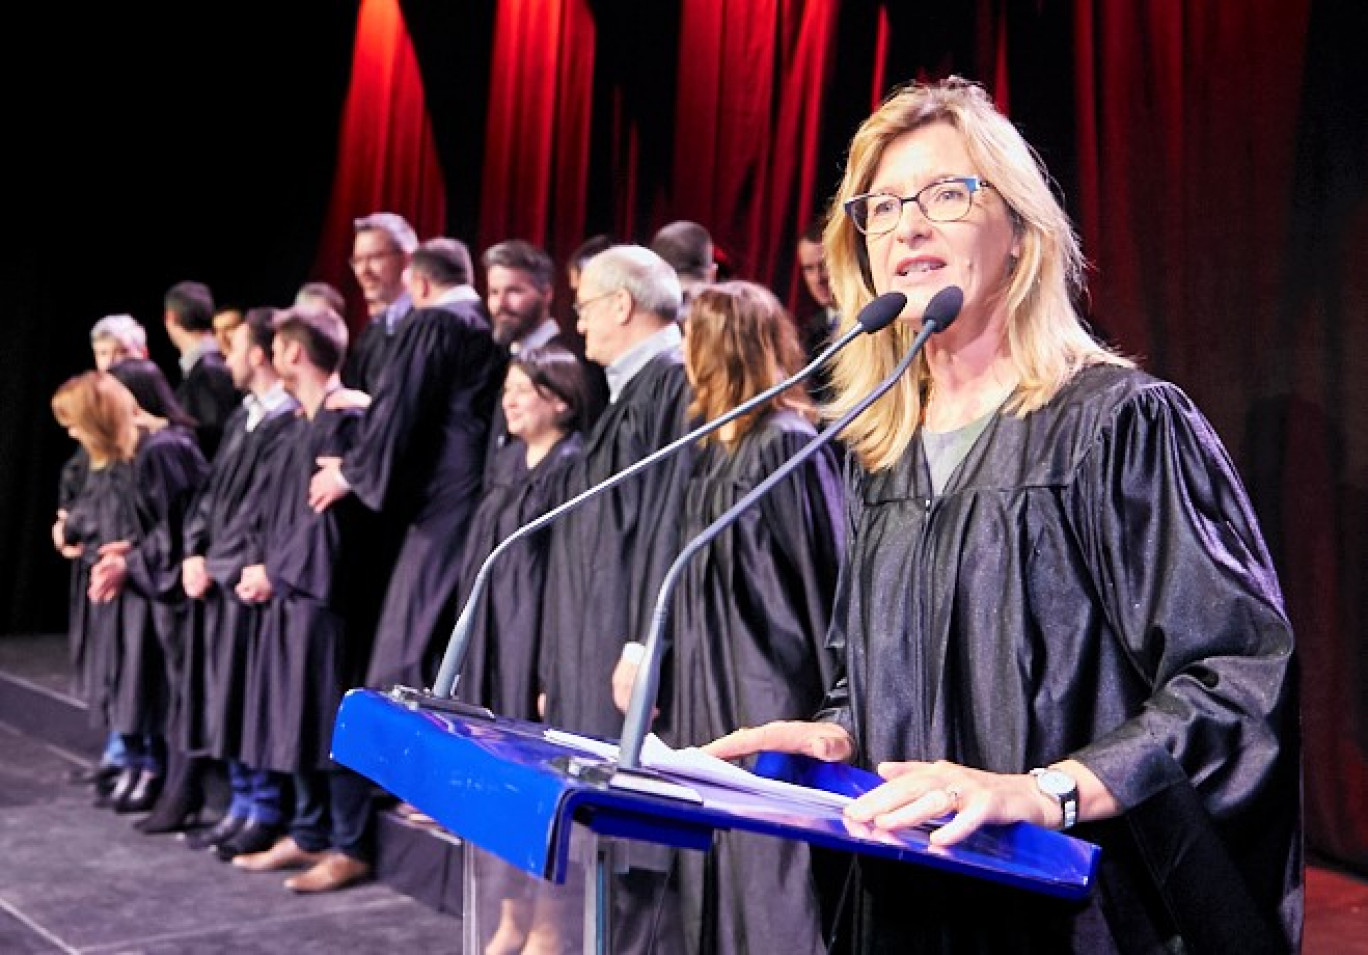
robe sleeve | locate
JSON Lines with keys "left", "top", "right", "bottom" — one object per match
{"left": 208, "top": 422, "right": 298, "bottom": 588}
{"left": 814, "top": 459, "right": 868, "bottom": 754}
{"left": 621, "top": 362, "right": 694, "bottom": 647}
{"left": 749, "top": 434, "right": 844, "bottom": 692}
{"left": 1063, "top": 383, "right": 1295, "bottom": 818}
{"left": 123, "top": 433, "right": 209, "bottom": 600}
{"left": 268, "top": 412, "right": 360, "bottom": 602}
{"left": 340, "top": 306, "right": 499, "bottom": 512}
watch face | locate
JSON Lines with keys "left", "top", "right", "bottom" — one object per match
{"left": 1037, "top": 769, "right": 1075, "bottom": 797}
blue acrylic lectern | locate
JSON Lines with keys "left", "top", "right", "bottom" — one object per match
{"left": 333, "top": 688, "right": 1099, "bottom": 952}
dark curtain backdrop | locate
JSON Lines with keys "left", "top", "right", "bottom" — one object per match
{"left": 2, "top": 0, "right": 1364, "bottom": 873}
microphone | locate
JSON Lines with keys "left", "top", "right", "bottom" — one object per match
{"left": 423, "top": 291, "right": 910, "bottom": 703}
{"left": 617, "top": 285, "right": 963, "bottom": 771}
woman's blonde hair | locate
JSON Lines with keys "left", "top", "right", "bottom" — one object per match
{"left": 824, "top": 76, "right": 1129, "bottom": 471}
{"left": 51, "top": 371, "right": 140, "bottom": 467}
{"left": 684, "top": 281, "right": 814, "bottom": 449}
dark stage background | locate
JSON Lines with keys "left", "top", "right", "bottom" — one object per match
{"left": 2, "top": 1, "right": 1365, "bottom": 874}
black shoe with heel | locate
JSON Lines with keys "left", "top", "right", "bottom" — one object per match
{"left": 94, "top": 767, "right": 139, "bottom": 809}
{"left": 114, "top": 769, "right": 164, "bottom": 814}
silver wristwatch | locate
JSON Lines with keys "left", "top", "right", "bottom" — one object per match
{"left": 1030, "top": 767, "right": 1079, "bottom": 831}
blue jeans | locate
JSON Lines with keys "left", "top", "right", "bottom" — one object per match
{"left": 226, "top": 760, "right": 287, "bottom": 827}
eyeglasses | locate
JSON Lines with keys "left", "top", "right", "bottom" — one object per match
{"left": 348, "top": 249, "right": 401, "bottom": 269}
{"left": 844, "top": 176, "right": 991, "bottom": 237}
{"left": 572, "top": 289, "right": 617, "bottom": 318}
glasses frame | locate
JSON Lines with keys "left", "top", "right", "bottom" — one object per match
{"left": 844, "top": 176, "right": 992, "bottom": 237}
{"left": 348, "top": 248, "right": 403, "bottom": 270}
{"left": 572, "top": 289, "right": 618, "bottom": 319}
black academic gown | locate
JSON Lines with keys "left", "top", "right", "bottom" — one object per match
{"left": 240, "top": 405, "right": 374, "bottom": 773}
{"left": 453, "top": 433, "right": 582, "bottom": 720}
{"left": 342, "top": 293, "right": 413, "bottom": 393}
{"left": 183, "top": 400, "right": 299, "bottom": 759}
{"left": 668, "top": 410, "right": 844, "bottom": 955}
{"left": 63, "top": 428, "right": 207, "bottom": 738}
{"left": 539, "top": 351, "right": 692, "bottom": 739}
{"left": 176, "top": 351, "right": 239, "bottom": 460}
{"left": 342, "top": 300, "right": 504, "bottom": 691}
{"left": 820, "top": 364, "right": 1301, "bottom": 953}
{"left": 342, "top": 317, "right": 389, "bottom": 394}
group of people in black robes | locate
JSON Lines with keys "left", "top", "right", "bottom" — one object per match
{"left": 49, "top": 73, "right": 1301, "bottom": 954}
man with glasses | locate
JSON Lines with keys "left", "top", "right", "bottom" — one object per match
{"left": 540, "top": 244, "right": 693, "bottom": 953}
{"left": 342, "top": 211, "right": 417, "bottom": 393}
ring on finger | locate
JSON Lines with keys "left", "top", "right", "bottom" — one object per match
{"left": 943, "top": 786, "right": 963, "bottom": 812}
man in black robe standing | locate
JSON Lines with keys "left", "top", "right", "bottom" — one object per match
{"left": 539, "top": 245, "right": 694, "bottom": 954}
{"left": 164, "top": 280, "right": 240, "bottom": 460}
{"left": 232, "top": 305, "right": 377, "bottom": 893}
{"left": 341, "top": 211, "right": 417, "bottom": 393}
{"left": 310, "top": 237, "right": 503, "bottom": 692}
{"left": 173, "top": 308, "right": 299, "bottom": 852}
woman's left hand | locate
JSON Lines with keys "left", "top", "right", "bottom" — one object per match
{"left": 845, "top": 760, "right": 1057, "bottom": 847}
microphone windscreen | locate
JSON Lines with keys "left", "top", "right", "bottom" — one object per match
{"left": 923, "top": 285, "right": 964, "bottom": 331}
{"left": 855, "top": 292, "right": 907, "bottom": 333}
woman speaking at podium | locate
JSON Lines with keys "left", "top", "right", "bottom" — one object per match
{"left": 707, "top": 77, "right": 1301, "bottom": 953}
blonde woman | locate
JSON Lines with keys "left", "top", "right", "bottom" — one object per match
{"left": 708, "top": 77, "right": 1299, "bottom": 952}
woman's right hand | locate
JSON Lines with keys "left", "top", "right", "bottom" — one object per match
{"left": 702, "top": 720, "right": 855, "bottom": 764}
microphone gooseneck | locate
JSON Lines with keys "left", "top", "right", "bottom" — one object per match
{"left": 617, "top": 285, "right": 964, "bottom": 771}
{"left": 428, "top": 291, "right": 909, "bottom": 700}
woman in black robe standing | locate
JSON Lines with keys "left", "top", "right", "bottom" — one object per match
{"left": 634, "top": 281, "right": 842, "bottom": 955}
{"left": 707, "top": 77, "right": 1301, "bottom": 953}
{"left": 454, "top": 345, "right": 590, "bottom": 955}
{"left": 455, "top": 344, "right": 589, "bottom": 721}
{"left": 52, "top": 372, "right": 207, "bottom": 815}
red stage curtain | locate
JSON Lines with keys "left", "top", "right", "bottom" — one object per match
{"left": 310, "top": 0, "right": 447, "bottom": 336}
{"left": 1068, "top": 0, "right": 1367, "bottom": 870}
{"left": 668, "top": 0, "right": 839, "bottom": 295}
{"left": 477, "top": 0, "right": 597, "bottom": 259}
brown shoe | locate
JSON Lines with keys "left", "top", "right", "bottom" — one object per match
{"left": 232, "top": 836, "right": 325, "bottom": 872}
{"left": 283, "top": 852, "right": 371, "bottom": 893}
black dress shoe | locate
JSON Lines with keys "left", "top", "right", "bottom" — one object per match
{"left": 185, "top": 814, "right": 247, "bottom": 852}
{"left": 114, "top": 769, "right": 164, "bottom": 814}
{"left": 94, "top": 767, "right": 139, "bottom": 809}
{"left": 215, "top": 819, "right": 283, "bottom": 861}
